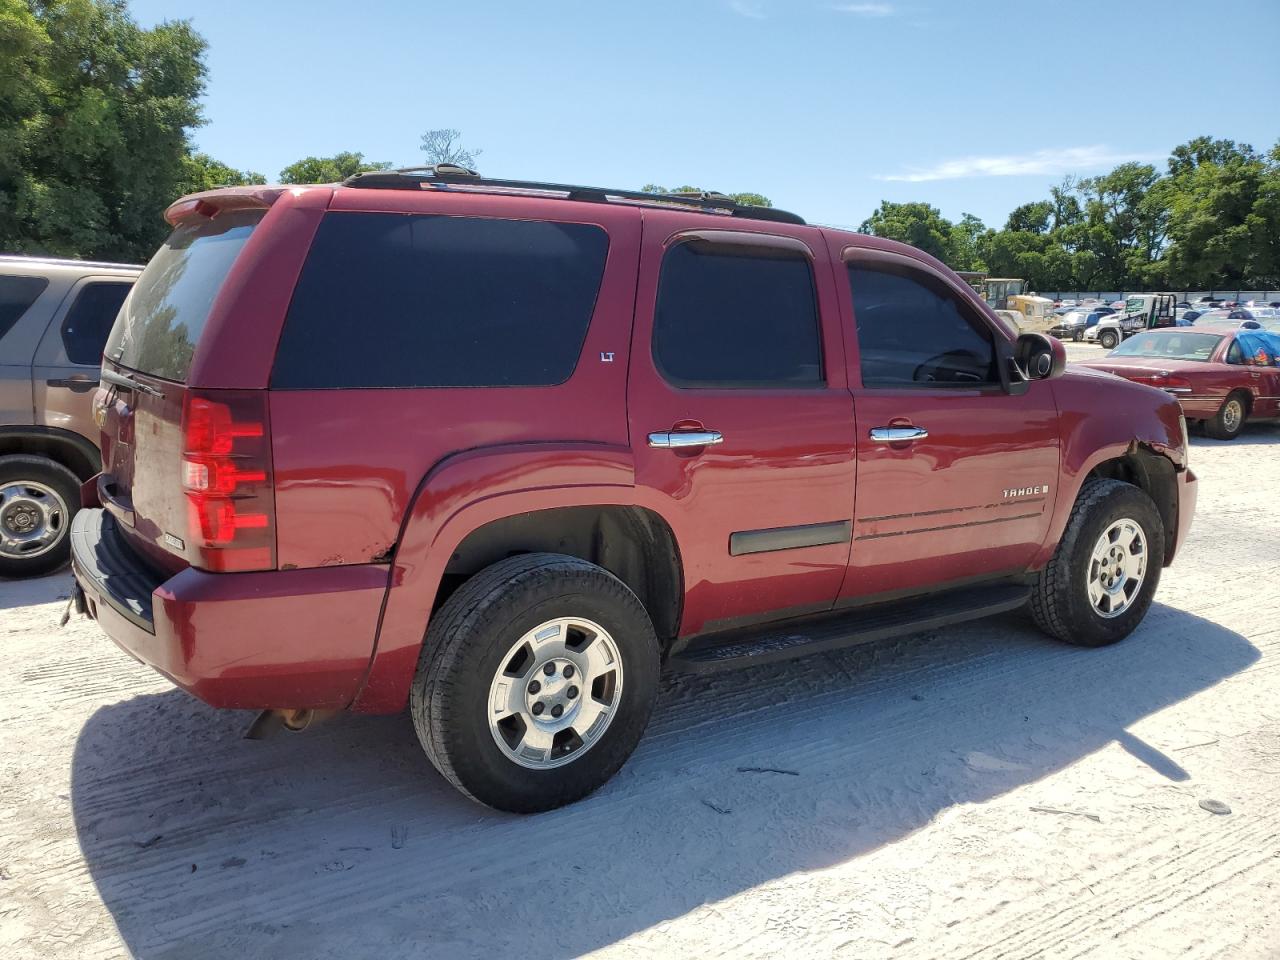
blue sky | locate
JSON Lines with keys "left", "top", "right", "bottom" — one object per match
{"left": 129, "top": 0, "right": 1280, "bottom": 230}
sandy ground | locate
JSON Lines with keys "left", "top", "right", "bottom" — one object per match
{"left": 3, "top": 349, "right": 1278, "bottom": 959}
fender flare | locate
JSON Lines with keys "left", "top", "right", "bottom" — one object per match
{"left": 0, "top": 425, "right": 101, "bottom": 479}
{"left": 349, "top": 441, "right": 676, "bottom": 713}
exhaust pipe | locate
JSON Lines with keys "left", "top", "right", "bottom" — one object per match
{"left": 244, "top": 708, "right": 336, "bottom": 740}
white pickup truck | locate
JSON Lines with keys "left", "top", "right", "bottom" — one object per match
{"left": 1085, "top": 294, "right": 1177, "bottom": 349}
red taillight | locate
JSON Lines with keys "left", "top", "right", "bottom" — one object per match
{"left": 181, "top": 391, "right": 276, "bottom": 572}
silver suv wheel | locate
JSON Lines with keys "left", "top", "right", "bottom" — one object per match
{"left": 1086, "top": 518, "right": 1147, "bottom": 618}
{"left": 0, "top": 480, "right": 69, "bottom": 560}
{"left": 486, "top": 616, "right": 624, "bottom": 770}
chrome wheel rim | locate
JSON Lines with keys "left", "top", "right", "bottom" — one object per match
{"left": 487, "top": 617, "right": 624, "bottom": 770}
{"left": 1087, "top": 518, "right": 1147, "bottom": 619}
{"left": 0, "top": 480, "right": 69, "bottom": 560}
{"left": 1222, "top": 399, "right": 1242, "bottom": 432}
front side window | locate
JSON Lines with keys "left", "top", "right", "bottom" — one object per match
{"left": 848, "top": 263, "right": 997, "bottom": 386}
{"left": 652, "top": 239, "right": 823, "bottom": 388}
{"left": 272, "top": 213, "right": 609, "bottom": 389}
{"left": 61, "top": 282, "right": 132, "bottom": 366}
{"left": 0, "top": 275, "right": 49, "bottom": 342}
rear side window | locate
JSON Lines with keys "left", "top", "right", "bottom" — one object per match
{"left": 0, "top": 275, "right": 49, "bottom": 342}
{"left": 271, "top": 213, "right": 610, "bottom": 389}
{"left": 105, "top": 209, "right": 263, "bottom": 382}
{"left": 61, "top": 282, "right": 131, "bottom": 365}
{"left": 848, "top": 264, "right": 997, "bottom": 386}
{"left": 652, "top": 240, "right": 823, "bottom": 388}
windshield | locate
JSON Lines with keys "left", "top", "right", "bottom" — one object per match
{"left": 105, "top": 208, "right": 263, "bottom": 382}
{"left": 1110, "top": 330, "right": 1224, "bottom": 361}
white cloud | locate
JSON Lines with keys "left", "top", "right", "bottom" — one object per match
{"left": 831, "top": 2, "right": 896, "bottom": 15}
{"left": 727, "top": 0, "right": 767, "bottom": 18}
{"left": 874, "top": 145, "right": 1161, "bottom": 182}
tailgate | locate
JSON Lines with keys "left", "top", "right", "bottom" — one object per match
{"left": 96, "top": 207, "right": 265, "bottom": 573}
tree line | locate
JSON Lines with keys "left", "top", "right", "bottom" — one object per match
{"left": 2, "top": 2, "right": 1273, "bottom": 290}
{"left": 860, "top": 137, "right": 1280, "bottom": 291}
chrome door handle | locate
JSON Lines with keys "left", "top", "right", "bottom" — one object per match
{"left": 648, "top": 430, "right": 724, "bottom": 449}
{"left": 869, "top": 426, "right": 929, "bottom": 443}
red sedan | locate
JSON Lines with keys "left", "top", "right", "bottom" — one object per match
{"left": 1080, "top": 327, "right": 1280, "bottom": 440}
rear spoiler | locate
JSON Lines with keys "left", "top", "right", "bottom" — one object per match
{"left": 163, "top": 186, "right": 320, "bottom": 226}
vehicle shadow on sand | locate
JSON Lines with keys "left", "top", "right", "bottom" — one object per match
{"left": 70, "top": 602, "right": 1257, "bottom": 959}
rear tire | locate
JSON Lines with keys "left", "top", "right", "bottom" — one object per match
{"left": 1030, "top": 478, "right": 1163, "bottom": 647}
{"left": 1098, "top": 330, "right": 1118, "bottom": 349}
{"left": 1204, "top": 392, "right": 1247, "bottom": 440}
{"left": 0, "top": 455, "right": 81, "bottom": 578}
{"left": 410, "top": 553, "right": 661, "bottom": 813}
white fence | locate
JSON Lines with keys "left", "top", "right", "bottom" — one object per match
{"left": 1040, "top": 291, "right": 1280, "bottom": 302}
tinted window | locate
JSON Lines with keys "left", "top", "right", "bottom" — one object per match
{"left": 61, "top": 282, "right": 131, "bottom": 365}
{"left": 0, "top": 275, "right": 49, "bottom": 341}
{"left": 105, "top": 209, "right": 263, "bottom": 382}
{"left": 272, "top": 213, "right": 609, "bottom": 389}
{"left": 652, "top": 240, "right": 822, "bottom": 387}
{"left": 1225, "top": 340, "right": 1245, "bottom": 365}
{"left": 848, "top": 264, "right": 997, "bottom": 386}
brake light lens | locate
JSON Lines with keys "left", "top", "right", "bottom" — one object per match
{"left": 181, "top": 391, "right": 276, "bottom": 572}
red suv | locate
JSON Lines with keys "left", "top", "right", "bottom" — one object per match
{"left": 71, "top": 168, "right": 1197, "bottom": 812}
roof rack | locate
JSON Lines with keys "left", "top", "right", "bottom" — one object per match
{"left": 341, "top": 165, "right": 805, "bottom": 226}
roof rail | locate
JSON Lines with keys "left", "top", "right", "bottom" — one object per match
{"left": 0, "top": 254, "right": 142, "bottom": 270}
{"left": 341, "top": 166, "right": 805, "bottom": 226}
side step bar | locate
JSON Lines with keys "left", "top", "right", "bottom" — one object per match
{"left": 669, "top": 583, "right": 1030, "bottom": 674}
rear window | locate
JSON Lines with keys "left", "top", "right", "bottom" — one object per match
{"left": 0, "top": 275, "right": 49, "bottom": 342}
{"left": 271, "top": 213, "right": 610, "bottom": 389}
{"left": 652, "top": 240, "right": 823, "bottom": 388}
{"left": 105, "top": 209, "right": 263, "bottom": 382}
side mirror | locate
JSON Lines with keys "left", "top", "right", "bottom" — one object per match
{"left": 1015, "top": 332, "right": 1067, "bottom": 381}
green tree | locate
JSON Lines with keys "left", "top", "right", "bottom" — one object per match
{"left": 1005, "top": 201, "right": 1054, "bottom": 234}
{"left": 859, "top": 200, "right": 954, "bottom": 261}
{"left": 179, "top": 151, "right": 264, "bottom": 193}
{"left": 0, "top": 0, "right": 211, "bottom": 262}
{"left": 279, "top": 151, "right": 390, "bottom": 184}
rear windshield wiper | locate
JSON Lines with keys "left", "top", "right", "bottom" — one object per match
{"left": 102, "top": 367, "right": 165, "bottom": 399}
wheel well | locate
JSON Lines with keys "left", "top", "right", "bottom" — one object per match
{"left": 1086, "top": 448, "right": 1177, "bottom": 563}
{"left": 1226, "top": 389, "right": 1252, "bottom": 415}
{"left": 0, "top": 429, "right": 99, "bottom": 481}
{"left": 439, "top": 506, "right": 684, "bottom": 649}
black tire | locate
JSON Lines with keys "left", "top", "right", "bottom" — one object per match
{"left": 1204, "top": 391, "right": 1248, "bottom": 440}
{"left": 410, "top": 553, "right": 661, "bottom": 813}
{"left": 1030, "top": 478, "right": 1164, "bottom": 647}
{"left": 1073, "top": 328, "right": 1084, "bottom": 342}
{"left": 1098, "top": 329, "right": 1118, "bottom": 349}
{"left": 0, "top": 455, "right": 81, "bottom": 578}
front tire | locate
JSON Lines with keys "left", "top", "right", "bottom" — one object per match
{"left": 1030, "top": 478, "right": 1164, "bottom": 647}
{"left": 410, "top": 553, "right": 661, "bottom": 813}
{"left": 0, "top": 455, "right": 81, "bottom": 578}
{"left": 1098, "top": 330, "right": 1118, "bottom": 349}
{"left": 1204, "top": 392, "right": 1247, "bottom": 440}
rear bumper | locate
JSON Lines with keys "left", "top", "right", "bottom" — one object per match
{"left": 1168, "top": 467, "right": 1198, "bottom": 565}
{"left": 70, "top": 509, "right": 389, "bottom": 710}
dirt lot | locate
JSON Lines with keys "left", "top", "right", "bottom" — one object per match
{"left": 3, "top": 363, "right": 1278, "bottom": 958}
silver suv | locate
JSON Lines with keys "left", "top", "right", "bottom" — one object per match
{"left": 0, "top": 256, "right": 140, "bottom": 577}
